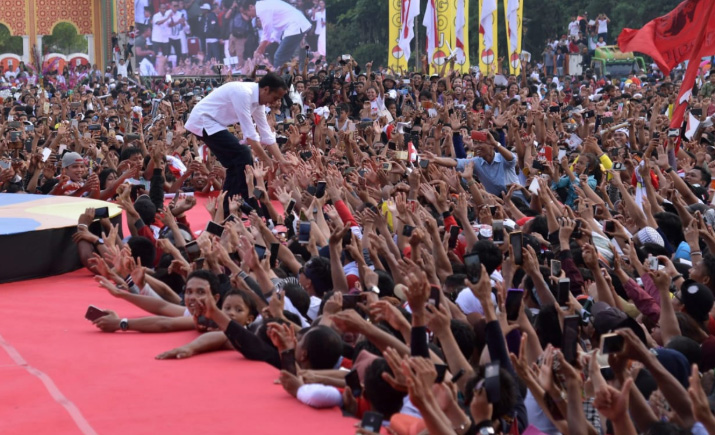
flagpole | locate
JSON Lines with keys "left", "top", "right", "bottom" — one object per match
{"left": 415, "top": 14, "right": 420, "bottom": 72}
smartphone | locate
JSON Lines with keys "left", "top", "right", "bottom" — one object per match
{"left": 205, "top": 221, "right": 225, "bottom": 238}
{"left": 691, "top": 108, "right": 703, "bottom": 117}
{"left": 572, "top": 220, "right": 582, "bottom": 238}
{"left": 484, "top": 362, "right": 501, "bottom": 403}
{"left": 505, "top": 289, "right": 524, "bottom": 321}
{"left": 612, "top": 162, "right": 625, "bottom": 171}
{"left": 492, "top": 220, "right": 504, "bottom": 244}
{"left": 8, "top": 121, "right": 21, "bottom": 129}
{"left": 549, "top": 106, "right": 560, "bottom": 113}
{"left": 299, "top": 151, "right": 312, "bottom": 160}
{"left": 451, "top": 368, "right": 465, "bottom": 383}
{"left": 342, "top": 294, "right": 361, "bottom": 310}
{"left": 532, "top": 160, "right": 546, "bottom": 171}
{"left": 239, "top": 202, "right": 254, "bottom": 215}
{"left": 85, "top": 305, "right": 108, "bottom": 321}
{"left": 557, "top": 278, "right": 571, "bottom": 307}
{"left": 668, "top": 128, "right": 680, "bottom": 138}
{"left": 269, "top": 243, "right": 280, "bottom": 268}
{"left": 602, "top": 116, "right": 614, "bottom": 124}
{"left": 253, "top": 188, "right": 265, "bottom": 200}
{"left": 510, "top": 232, "right": 523, "bottom": 265}
{"left": 298, "top": 222, "right": 311, "bottom": 244}
{"left": 223, "top": 214, "right": 239, "bottom": 224}
{"left": 600, "top": 333, "right": 625, "bottom": 354}
{"left": 647, "top": 256, "right": 659, "bottom": 271}
{"left": 605, "top": 220, "right": 615, "bottom": 233}
{"left": 402, "top": 225, "right": 415, "bottom": 237}
{"left": 562, "top": 315, "right": 580, "bottom": 364}
{"left": 345, "top": 369, "right": 362, "bottom": 397}
{"left": 550, "top": 259, "right": 562, "bottom": 277}
{"left": 382, "top": 162, "right": 392, "bottom": 171}
{"left": 448, "top": 226, "right": 460, "bottom": 249}
{"left": 434, "top": 364, "right": 448, "bottom": 383}
{"left": 387, "top": 141, "right": 397, "bottom": 151}
{"left": 25, "top": 125, "right": 34, "bottom": 132}
{"left": 428, "top": 286, "right": 441, "bottom": 310}
{"left": 94, "top": 207, "right": 109, "bottom": 219}
{"left": 471, "top": 131, "right": 488, "bottom": 142}
{"left": 463, "top": 252, "right": 481, "bottom": 283}
{"left": 360, "top": 411, "right": 383, "bottom": 433}
{"left": 281, "top": 350, "right": 297, "bottom": 375}
{"left": 285, "top": 199, "right": 296, "bottom": 216}
{"left": 315, "top": 181, "right": 327, "bottom": 199}
{"left": 88, "top": 124, "right": 101, "bottom": 131}
{"left": 195, "top": 257, "right": 205, "bottom": 269}
{"left": 419, "top": 159, "right": 429, "bottom": 168}
{"left": 185, "top": 240, "right": 201, "bottom": 262}
{"left": 254, "top": 244, "right": 267, "bottom": 260}
{"left": 583, "top": 110, "right": 595, "bottom": 119}
{"left": 196, "top": 314, "right": 218, "bottom": 329}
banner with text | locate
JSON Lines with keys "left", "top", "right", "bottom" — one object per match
{"left": 389, "top": 0, "right": 410, "bottom": 71}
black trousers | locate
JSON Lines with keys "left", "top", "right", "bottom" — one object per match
{"left": 200, "top": 129, "right": 253, "bottom": 203}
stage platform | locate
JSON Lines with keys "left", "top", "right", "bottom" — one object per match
{"left": 0, "top": 270, "right": 356, "bottom": 434}
{"left": 0, "top": 194, "right": 122, "bottom": 283}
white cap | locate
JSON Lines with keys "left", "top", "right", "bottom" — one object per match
{"left": 200, "top": 3, "right": 211, "bottom": 10}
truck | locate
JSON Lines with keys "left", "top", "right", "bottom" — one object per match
{"left": 591, "top": 46, "right": 646, "bottom": 80}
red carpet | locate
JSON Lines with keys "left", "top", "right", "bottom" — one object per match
{"left": 0, "top": 270, "right": 356, "bottom": 434}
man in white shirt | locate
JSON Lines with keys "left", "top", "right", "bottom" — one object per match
{"left": 135, "top": 0, "right": 150, "bottom": 24}
{"left": 116, "top": 58, "right": 129, "bottom": 79}
{"left": 167, "top": 1, "right": 189, "bottom": 63}
{"left": 185, "top": 73, "right": 291, "bottom": 203}
{"left": 239, "top": 0, "right": 312, "bottom": 69}
{"left": 152, "top": 2, "right": 173, "bottom": 56}
{"left": 568, "top": 16, "right": 580, "bottom": 38}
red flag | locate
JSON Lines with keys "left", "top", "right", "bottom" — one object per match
{"left": 617, "top": 0, "right": 715, "bottom": 75}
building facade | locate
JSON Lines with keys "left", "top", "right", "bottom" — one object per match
{"left": 0, "top": 0, "right": 132, "bottom": 72}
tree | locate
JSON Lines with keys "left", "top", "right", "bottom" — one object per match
{"left": 0, "top": 24, "right": 23, "bottom": 55}
{"left": 42, "top": 22, "right": 88, "bottom": 55}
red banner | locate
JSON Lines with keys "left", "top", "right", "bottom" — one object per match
{"left": 617, "top": 0, "right": 715, "bottom": 75}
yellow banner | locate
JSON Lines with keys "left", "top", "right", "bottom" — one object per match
{"left": 388, "top": 0, "right": 409, "bottom": 71}
{"left": 478, "top": 0, "right": 499, "bottom": 75}
{"left": 424, "top": 0, "right": 470, "bottom": 74}
{"left": 503, "top": 0, "right": 524, "bottom": 75}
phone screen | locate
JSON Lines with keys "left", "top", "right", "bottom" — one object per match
{"left": 254, "top": 244, "right": 266, "bottom": 260}
{"left": 550, "top": 260, "right": 562, "bottom": 277}
{"left": 484, "top": 362, "right": 501, "bottom": 403}
{"left": 557, "top": 278, "right": 571, "bottom": 307}
{"left": 428, "top": 286, "right": 441, "bottom": 310}
{"left": 505, "top": 289, "right": 524, "bottom": 321}
{"left": 360, "top": 411, "right": 384, "bottom": 433}
{"left": 94, "top": 207, "right": 109, "bottom": 219}
{"left": 434, "top": 364, "right": 448, "bottom": 383}
{"left": 285, "top": 199, "right": 296, "bottom": 216}
{"left": 342, "top": 294, "right": 361, "bottom": 310}
{"left": 464, "top": 253, "right": 481, "bottom": 283}
{"left": 299, "top": 222, "right": 311, "bottom": 244}
{"left": 315, "top": 181, "right": 327, "bottom": 199}
{"left": 185, "top": 240, "right": 201, "bottom": 262}
{"left": 205, "top": 221, "right": 225, "bottom": 238}
{"left": 510, "top": 232, "right": 523, "bottom": 265}
{"left": 448, "top": 226, "right": 460, "bottom": 249}
{"left": 492, "top": 220, "right": 504, "bottom": 244}
{"left": 269, "top": 243, "right": 280, "bottom": 268}
{"left": 600, "top": 333, "right": 625, "bottom": 354}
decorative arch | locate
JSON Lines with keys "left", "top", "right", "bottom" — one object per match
{"left": 0, "top": 0, "right": 28, "bottom": 36}
{"left": 48, "top": 20, "right": 80, "bottom": 36}
{"left": 0, "top": 22, "right": 23, "bottom": 56}
{"left": 35, "top": 0, "right": 94, "bottom": 35}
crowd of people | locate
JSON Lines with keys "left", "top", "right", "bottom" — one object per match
{"left": 3, "top": 43, "right": 715, "bottom": 435}
{"left": 132, "top": 0, "right": 326, "bottom": 77}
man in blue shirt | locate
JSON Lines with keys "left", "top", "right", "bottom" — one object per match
{"left": 423, "top": 130, "right": 518, "bottom": 197}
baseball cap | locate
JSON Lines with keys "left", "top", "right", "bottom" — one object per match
{"left": 680, "top": 279, "right": 714, "bottom": 323}
{"left": 61, "top": 152, "right": 84, "bottom": 168}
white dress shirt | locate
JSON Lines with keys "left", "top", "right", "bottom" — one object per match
{"left": 152, "top": 11, "right": 171, "bottom": 43}
{"left": 255, "top": 0, "right": 312, "bottom": 43}
{"left": 185, "top": 81, "right": 276, "bottom": 145}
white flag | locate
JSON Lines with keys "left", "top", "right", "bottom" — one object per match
{"left": 455, "top": 0, "right": 466, "bottom": 63}
{"left": 479, "top": 0, "right": 497, "bottom": 51}
{"left": 398, "top": 0, "right": 420, "bottom": 63}
{"left": 423, "top": 0, "right": 438, "bottom": 64}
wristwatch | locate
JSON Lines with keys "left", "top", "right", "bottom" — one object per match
{"left": 368, "top": 286, "right": 380, "bottom": 295}
{"left": 119, "top": 318, "right": 129, "bottom": 331}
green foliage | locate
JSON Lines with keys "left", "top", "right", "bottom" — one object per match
{"left": 325, "top": 0, "right": 684, "bottom": 70}
{"left": 0, "top": 24, "right": 23, "bottom": 55}
{"left": 42, "top": 22, "right": 88, "bottom": 55}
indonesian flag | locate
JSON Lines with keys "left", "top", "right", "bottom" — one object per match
{"left": 685, "top": 111, "right": 700, "bottom": 140}
{"left": 408, "top": 140, "right": 418, "bottom": 162}
{"left": 479, "top": 0, "right": 497, "bottom": 55}
{"left": 618, "top": 0, "right": 715, "bottom": 150}
{"left": 423, "top": 0, "right": 438, "bottom": 64}
{"left": 399, "top": 0, "right": 420, "bottom": 63}
{"left": 506, "top": 0, "right": 520, "bottom": 55}
{"left": 454, "top": 0, "right": 466, "bottom": 63}
{"left": 166, "top": 154, "right": 187, "bottom": 177}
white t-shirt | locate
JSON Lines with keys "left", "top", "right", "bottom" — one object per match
{"left": 313, "top": 9, "right": 326, "bottom": 35}
{"left": 152, "top": 11, "right": 172, "bottom": 43}
{"left": 255, "top": 0, "right": 312, "bottom": 42}
{"left": 597, "top": 18, "right": 608, "bottom": 34}
{"left": 168, "top": 9, "right": 188, "bottom": 40}
{"left": 568, "top": 20, "right": 580, "bottom": 36}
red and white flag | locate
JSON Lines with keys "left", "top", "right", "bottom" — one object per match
{"left": 423, "top": 0, "right": 438, "bottom": 64}
{"left": 479, "top": 0, "right": 497, "bottom": 55}
{"left": 399, "top": 0, "right": 420, "bottom": 63}
{"left": 618, "top": 0, "right": 715, "bottom": 148}
{"left": 454, "top": 0, "right": 466, "bottom": 63}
